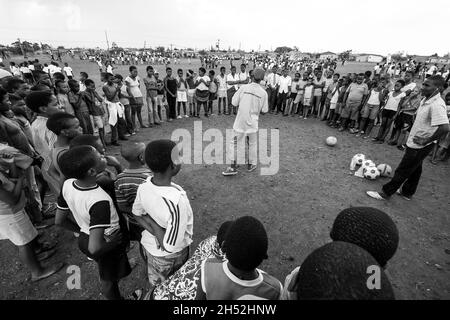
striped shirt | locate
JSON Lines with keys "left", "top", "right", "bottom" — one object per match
{"left": 132, "top": 177, "right": 193, "bottom": 257}
{"left": 114, "top": 168, "right": 152, "bottom": 222}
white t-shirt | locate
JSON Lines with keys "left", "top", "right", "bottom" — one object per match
{"left": 226, "top": 73, "right": 240, "bottom": 90}
{"left": 216, "top": 74, "right": 227, "bottom": 91}
{"left": 196, "top": 75, "right": 210, "bottom": 91}
{"left": 278, "top": 76, "right": 292, "bottom": 93}
{"left": 57, "top": 179, "right": 120, "bottom": 236}
{"left": 231, "top": 83, "right": 269, "bottom": 133}
{"left": 63, "top": 66, "right": 73, "bottom": 77}
{"left": 238, "top": 72, "right": 249, "bottom": 88}
{"left": 407, "top": 95, "right": 449, "bottom": 149}
{"left": 367, "top": 90, "right": 381, "bottom": 106}
{"left": 106, "top": 65, "right": 113, "bottom": 74}
{"left": 132, "top": 178, "right": 194, "bottom": 257}
{"left": 384, "top": 92, "right": 407, "bottom": 111}
{"left": 125, "top": 76, "right": 143, "bottom": 98}
{"left": 265, "top": 72, "right": 280, "bottom": 89}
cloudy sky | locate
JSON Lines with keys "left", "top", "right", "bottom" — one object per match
{"left": 1, "top": 0, "right": 448, "bottom": 56}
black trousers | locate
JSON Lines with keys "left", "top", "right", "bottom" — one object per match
{"left": 267, "top": 88, "right": 277, "bottom": 111}
{"left": 382, "top": 144, "right": 434, "bottom": 197}
{"left": 167, "top": 95, "right": 177, "bottom": 119}
{"left": 277, "top": 92, "right": 288, "bottom": 113}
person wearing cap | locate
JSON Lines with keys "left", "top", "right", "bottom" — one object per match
{"left": 222, "top": 68, "right": 268, "bottom": 176}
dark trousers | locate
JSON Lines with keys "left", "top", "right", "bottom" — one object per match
{"left": 277, "top": 92, "right": 288, "bottom": 113}
{"left": 382, "top": 144, "right": 434, "bottom": 197}
{"left": 167, "top": 95, "right": 177, "bottom": 119}
{"left": 267, "top": 88, "right": 277, "bottom": 111}
{"left": 227, "top": 87, "right": 237, "bottom": 114}
{"left": 111, "top": 116, "right": 128, "bottom": 143}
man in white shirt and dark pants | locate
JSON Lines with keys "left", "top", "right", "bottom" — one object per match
{"left": 367, "top": 75, "right": 449, "bottom": 201}
{"left": 222, "top": 68, "right": 269, "bottom": 176}
{"left": 276, "top": 69, "right": 292, "bottom": 115}
{"left": 266, "top": 66, "right": 279, "bottom": 113}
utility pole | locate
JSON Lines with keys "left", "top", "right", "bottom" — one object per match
{"left": 144, "top": 41, "right": 146, "bottom": 50}
{"left": 104, "top": 30, "right": 110, "bottom": 57}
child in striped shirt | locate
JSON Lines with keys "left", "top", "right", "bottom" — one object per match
{"left": 114, "top": 142, "right": 151, "bottom": 241}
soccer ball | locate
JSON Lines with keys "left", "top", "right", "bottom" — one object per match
{"left": 350, "top": 153, "right": 366, "bottom": 171}
{"left": 364, "top": 167, "right": 381, "bottom": 180}
{"left": 362, "top": 160, "right": 376, "bottom": 169}
{"left": 326, "top": 136, "right": 337, "bottom": 147}
{"left": 377, "top": 164, "right": 392, "bottom": 177}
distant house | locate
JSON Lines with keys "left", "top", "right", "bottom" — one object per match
{"left": 319, "top": 51, "right": 338, "bottom": 60}
{"left": 355, "top": 54, "right": 384, "bottom": 63}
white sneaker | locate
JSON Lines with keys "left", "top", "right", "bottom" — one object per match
{"left": 366, "top": 191, "right": 386, "bottom": 200}
{"left": 247, "top": 164, "right": 257, "bottom": 172}
{"left": 184, "top": 115, "right": 189, "bottom": 118}
{"left": 222, "top": 167, "right": 238, "bottom": 176}
{"left": 177, "top": 115, "right": 182, "bottom": 119}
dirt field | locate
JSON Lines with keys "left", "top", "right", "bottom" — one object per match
{"left": 0, "top": 57, "right": 449, "bottom": 300}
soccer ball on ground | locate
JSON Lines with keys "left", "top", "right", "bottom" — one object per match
{"left": 377, "top": 164, "right": 392, "bottom": 177}
{"left": 350, "top": 153, "right": 366, "bottom": 171}
{"left": 364, "top": 167, "right": 381, "bottom": 180}
{"left": 326, "top": 136, "right": 337, "bottom": 147}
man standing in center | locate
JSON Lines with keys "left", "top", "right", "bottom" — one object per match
{"left": 222, "top": 68, "right": 268, "bottom": 176}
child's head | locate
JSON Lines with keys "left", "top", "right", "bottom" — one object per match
{"left": 70, "top": 134, "right": 105, "bottom": 155}
{"left": 144, "top": 139, "right": 181, "bottom": 176}
{"left": 105, "top": 73, "right": 115, "bottom": 84}
{"left": 84, "top": 79, "right": 96, "bottom": 90}
{"left": 404, "top": 70, "right": 413, "bottom": 83}
{"left": 445, "top": 92, "right": 450, "bottom": 105}
{"left": 356, "top": 73, "right": 364, "bottom": 84}
{"left": 330, "top": 207, "right": 399, "bottom": 267}
{"left": 177, "top": 69, "right": 183, "bottom": 78}
{"left": 64, "top": 62, "right": 68, "bottom": 67}
{"left": 333, "top": 73, "right": 340, "bottom": 82}
{"left": 223, "top": 216, "right": 268, "bottom": 272}
{"left": 394, "top": 79, "right": 405, "bottom": 92}
{"left": 231, "top": 66, "right": 236, "bottom": 74}
{"left": 0, "top": 87, "right": 11, "bottom": 112}
{"left": 296, "top": 242, "right": 395, "bottom": 300}
{"left": 59, "top": 145, "right": 107, "bottom": 180}
{"left": 146, "top": 65, "right": 154, "bottom": 77}
{"left": 364, "top": 70, "right": 372, "bottom": 79}
{"left": 129, "top": 65, "right": 138, "bottom": 77}
{"left": 198, "top": 67, "right": 206, "bottom": 76}
{"left": 209, "top": 70, "right": 215, "bottom": 78}
{"left": 68, "top": 79, "right": 80, "bottom": 93}
{"left": 121, "top": 142, "right": 146, "bottom": 165}
{"left": 294, "top": 72, "right": 300, "bottom": 80}
{"left": 220, "top": 66, "right": 225, "bottom": 74}
{"left": 115, "top": 74, "right": 123, "bottom": 85}
{"left": 240, "top": 64, "right": 246, "bottom": 73}
{"left": 25, "top": 90, "right": 60, "bottom": 116}
{"left": 166, "top": 67, "right": 172, "bottom": 77}
{"left": 55, "top": 80, "right": 69, "bottom": 94}
{"left": 6, "top": 78, "right": 30, "bottom": 97}
{"left": 46, "top": 112, "right": 82, "bottom": 138}
{"left": 79, "top": 72, "right": 88, "bottom": 81}
{"left": 53, "top": 72, "right": 65, "bottom": 82}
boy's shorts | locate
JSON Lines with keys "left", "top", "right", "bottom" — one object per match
{"left": 78, "top": 231, "right": 131, "bottom": 282}
{"left": 330, "top": 102, "right": 337, "bottom": 110}
{"left": 394, "top": 113, "right": 414, "bottom": 131}
{"left": 177, "top": 91, "right": 187, "bottom": 102}
{"left": 381, "top": 109, "right": 396, "bottom": 119}
{"left": 130, "top": 97, "right": 144, "bottom": 108}
{"left": 303, "top": 97, "right": 311, "bottom": 106}
{"left": 294, "top": 93, "right": 303, "bottom": 104}
{"left": 341, "top": 101, "right": 360, "bottom": 120}
{"left": 187, "top": 89, "right": 196, "bottom": 104}
{"left": 209, "top": 92, "right": 217, "bottom": 101}
{"left": 0, "top": 209, "right": 38, "bottom": 246}
{"left": 218, "top": 89, "right": 227, "bottom": 98}
{"left": 156, "top": 95, "right": 164, "bottom": 106}
{"left": 289, "top": 92, "right": 297, "bottom": 100}
{"left": 144, "top": 246, "right": 189, "bottom": 287}
{"left": 361, "top": 104, "right": 380, "bottom": 120}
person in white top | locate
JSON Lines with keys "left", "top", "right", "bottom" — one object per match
{"left": 401, "top": 70, "right": 416, "bottom": 92}
{"left": 216, "top": 66, "right": 228, "bottom": 115}
{"left": 125, "top": 66, "right": 146, "bottom": 129}
{"left": 133, "top": 140, "right": 193, "bottom": 289}
{"left": 238, "top": 64, "right": 249, "bottom": 89}
{"left": 222, "top": 68, "right": 268, "bottom": 176}
{"left": 63, "top": 62, "right": 73, "bottom": 79}
{"left": 367, "top": 75, "right": 449, "bottom": 201}
{"left": 276, "top": 69, "right": 292, "bottom": 115}
{"left": 265, "top": 66, "right": 280, "bottom": 113}
{"left": 226, "top": 65, "right": 240, "bottom": 115}
{"left": 373, "top": 79, "right": 409, "bottom": 143}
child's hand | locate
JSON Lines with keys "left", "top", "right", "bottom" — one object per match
{"left": 0, "top": 151, "right": 14, "bottom": 161}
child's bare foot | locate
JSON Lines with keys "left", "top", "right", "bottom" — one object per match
{"left": 31, "top": 263, "right": 64, "bottom": 282}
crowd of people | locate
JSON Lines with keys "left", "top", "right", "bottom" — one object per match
{"left": 0, "top": 51, "right": 449, "bottom": 300}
